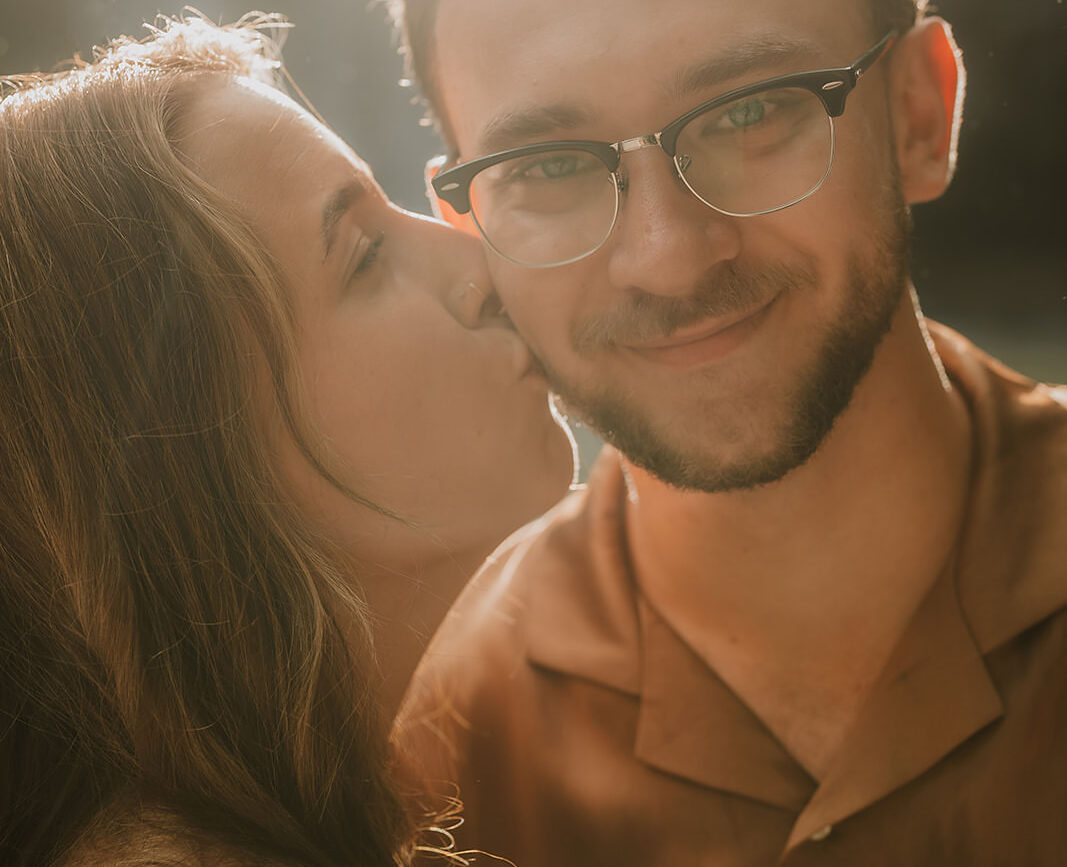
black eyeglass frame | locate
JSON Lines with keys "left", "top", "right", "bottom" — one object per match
{"left": 432, "top": 29, "right": 897, "bottom": 220}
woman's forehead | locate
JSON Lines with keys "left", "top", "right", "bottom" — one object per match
{"left": 181, "top": 77, "right": 372, "bottom": 192}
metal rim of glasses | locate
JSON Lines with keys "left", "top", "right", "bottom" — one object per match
{"left": 468, "top": 171, "right": 622, "bottom": 269}
{"left": 467, "top": 116, "right": 836, "bottom": 269}
{"left": 673, "top": 115, "right": 837, "bottom": 221}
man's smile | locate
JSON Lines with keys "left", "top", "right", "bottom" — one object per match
{"left": 622, "top": 290, "right": 783, "bottom": 369}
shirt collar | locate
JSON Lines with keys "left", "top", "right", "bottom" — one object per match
{"left": 937, "top": 325, "right": 1067, "bottom": 652}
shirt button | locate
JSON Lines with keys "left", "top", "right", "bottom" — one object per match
{"left": 809, "top": 825, "right": 833, "bottom": 842}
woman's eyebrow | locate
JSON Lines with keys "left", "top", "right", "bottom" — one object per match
{"left": 321, "top": 181, "right": 367, "bottom": 261}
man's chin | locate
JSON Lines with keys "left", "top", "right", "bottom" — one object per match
{"left": 595, "top": 411, "right": 818, "bottom": 493}
{"left": 551, "top": 309, "right": 893, "bottom": 494}
{"left": 553, "top": 388, "right": 798, "bottom": 493}
{"left": 625, "top": 434, "right": 821, "bottom": 493}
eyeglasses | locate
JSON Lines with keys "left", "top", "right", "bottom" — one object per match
{"left": 431, "top": 30, "right": 896, "bottom": 268}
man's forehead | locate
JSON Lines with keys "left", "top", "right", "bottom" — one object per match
{"left": 474, "top": 37, "right": 824, "bottom": 154}
{"left": 433, "top": 0, "right": 869, "bottom": 154}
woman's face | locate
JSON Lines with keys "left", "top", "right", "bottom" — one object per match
{"left": 182, "top": 79, "right": 574, "bottom": 569}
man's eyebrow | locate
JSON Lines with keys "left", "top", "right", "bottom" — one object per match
{"left": 478, "top": 103, "right": 594, "bottom": 155}
{"left": 474, "top": 38, "right": 821, "bottom": 155}
{"left": 667, "top": 37, "right": 822, "bottom": 99}
{"left": 321, "top": 181, "right": 366, "bottom": 261}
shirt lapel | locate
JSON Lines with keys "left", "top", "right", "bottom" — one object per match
{"left": 635, "top": 597, "right": 816, "bottom": 811}
{"left": 783, "top": 560, "right": 1004, "bottom": 852}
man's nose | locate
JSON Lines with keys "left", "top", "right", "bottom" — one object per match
{"left": 605, "top": 150, "right": 741, "bottom": 297}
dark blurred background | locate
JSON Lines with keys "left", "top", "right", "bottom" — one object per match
{"left": 1, "top": 0, "right": 1063, "bottom": 384}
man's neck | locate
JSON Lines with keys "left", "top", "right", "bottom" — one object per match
{"left": 622, "top": 291, "right": 974, "bottom": 777}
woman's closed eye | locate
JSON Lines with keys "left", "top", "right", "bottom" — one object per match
{"left": 349, "top": 231, "right": 385, "bottom": 283}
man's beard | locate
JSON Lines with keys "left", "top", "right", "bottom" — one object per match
{"left": 541, "top": 185, "right": 913, "bottom": 493}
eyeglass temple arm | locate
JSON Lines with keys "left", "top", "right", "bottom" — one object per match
{"left": 817, "top": 29, "right": 898, "bottom": 117}
{"left": 853, "top": 29, "right": 898, "bottom": 82}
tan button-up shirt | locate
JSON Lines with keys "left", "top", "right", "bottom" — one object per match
{"left": 396, "top": 326, "right": 1067, "bottom": 866}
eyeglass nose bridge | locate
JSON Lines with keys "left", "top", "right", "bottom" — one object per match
{"left": 615, "top": 133, "right": 663, "bottom": 155}
{"left": 610, "top": 131, "right": 679, "bottom": 194}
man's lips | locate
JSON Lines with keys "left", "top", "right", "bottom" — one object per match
{"left": 622, "top": 293, "right": 781, "bottom": 369}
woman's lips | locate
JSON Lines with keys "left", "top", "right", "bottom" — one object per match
{"left": 522, "top": 354, "right": 549, "bottom": 382}
{"left": 509, "top": 333, "right": 551, "bottom": 386}
{"left": 623, "top": 293, "right": 781, "bottom": 369}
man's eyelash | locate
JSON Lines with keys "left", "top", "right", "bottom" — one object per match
{"left": 353, "top": 232, "right": 385, "bottom": 276}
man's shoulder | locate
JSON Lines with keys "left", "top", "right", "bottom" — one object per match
{"left": 417, "top": 483, "right": 596, "bottom": 663}
{"left": 411, "top": 448, "right": 635, "bottom": 671}
{"left": 932, "top": 322, "right": 1065, "bottom": 411}
{"left": 932, "top": 322, "right": 1067, "bottom": 650}
{"left": 392, "top": 486, "right": 590, "bottom": 787}
{"left": 394, "top": 449, "right": 641, "bottom": 762}
{"left": 932, "top": 321, "right": 1067, "bottom": 471}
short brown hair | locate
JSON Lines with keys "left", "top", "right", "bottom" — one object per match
{"left": 389, "top": 0, "right": 928, "bottom": 152}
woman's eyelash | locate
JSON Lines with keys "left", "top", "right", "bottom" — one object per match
{"left": 352, "top": 232, "right": 385, "bottom": 276}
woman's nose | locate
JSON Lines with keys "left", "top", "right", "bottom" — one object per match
{"left": 446, "top": 275, "right": 502, "bottom": 330}
{"left": 415, "top": 211, "right": 503, "bottom": 329}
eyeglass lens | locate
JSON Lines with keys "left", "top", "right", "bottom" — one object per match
{"left": 674, "top": 87, "right": 833, "bottom": 217}
{"left": 469, "top": 150, "right": 620, "bottom": 267}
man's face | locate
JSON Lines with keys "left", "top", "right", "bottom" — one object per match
{"left": 433, "top": 0, "right": 911, "bottom": 491}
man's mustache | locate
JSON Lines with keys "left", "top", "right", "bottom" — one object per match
{"left": 570, "top": 260, "right": 817, "bottom": 356}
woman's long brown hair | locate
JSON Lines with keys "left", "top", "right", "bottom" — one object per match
{"left": 0, "top": 14, "right": 413, "bottom": 866}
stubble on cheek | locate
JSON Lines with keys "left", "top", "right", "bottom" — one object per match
{"left": 568, "top": 258, "right": 818, "bottom": 358}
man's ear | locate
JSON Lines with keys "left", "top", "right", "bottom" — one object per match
{"left": 889, "top": 17, "right": 966, "bottom": 204}
{"left": 425, "top": 157, "right": 481, "bottom": 237}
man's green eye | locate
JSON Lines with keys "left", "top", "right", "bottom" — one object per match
{"left": 539, "top": 157, "right": 578, "bottom": 178}
{"left": 726, "top": 99, "right": 767, "bottom": 128}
